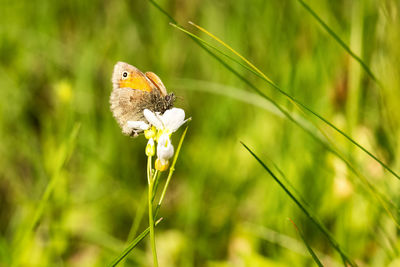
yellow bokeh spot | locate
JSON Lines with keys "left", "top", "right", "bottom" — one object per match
{"left": 54, "top": 80, "right": 72, "bottom": 104}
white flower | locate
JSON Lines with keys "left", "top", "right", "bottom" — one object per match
{"left": 126, "top": 108, "right": 187, "bottom": 134}
{"left": 131, "top": 107, "right": 188, "bottom": 171}
{"left": 144, "top": 108, "right": 187, "bottom": 134}
{"left": 157, "top": 133, "right": 174, "bottom": 164}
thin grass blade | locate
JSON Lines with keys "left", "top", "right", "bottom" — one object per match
{"left": 241, "top": 142, "right": 356, "bottom": 266}
{"left": 289, "top": 219, "right": 324, "bottom": 267}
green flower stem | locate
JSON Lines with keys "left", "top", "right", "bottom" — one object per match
{"left": 147, "top": 156, "right": 152, "bottom": 185}
{"left": 148, "top": 178, "right": 158, "bottom": 267}
{"left": 111, "top": 125, "right": 189, "bottom": 266}
{"left": 147, "top": 155, "right": 158, "bottom": 267}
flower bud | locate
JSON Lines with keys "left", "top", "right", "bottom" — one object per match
{"left": 155, "top": 158, "right": 169, "bottom": 172}
{"left": 145, "top": 138, "right": 155, "bottom": 156}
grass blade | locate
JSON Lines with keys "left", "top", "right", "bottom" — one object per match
{"left": 109, "top": 218, "right": 163, "bottom": 267}
{"left": 241, "top": 142, "right": 356, "bottom": 266}
{"left": 289, "top": 219, "right": 324, "bottom": 267}
{"left": 149, "top": 1, "right": 400, "bottom": 226}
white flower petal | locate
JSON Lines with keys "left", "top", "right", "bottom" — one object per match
{"left": 161, "top": 108, "right": 186, "bottom": 132}
{"left": 127, "top": 120, "right": 150, "bottom": 130}
{"left": 144, "top": 109, "right": 163, "bottom": 129}
{"left": 157, "top": 134, "right": 174, "bottom": 161}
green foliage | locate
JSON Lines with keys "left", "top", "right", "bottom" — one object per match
{"left": 1, "top": 0, "right": 400, "bottom": 266}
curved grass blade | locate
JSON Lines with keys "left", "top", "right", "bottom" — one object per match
{"left": 170, "top": 22, "right": 400, "bottom": 219}
{"left": 171, "top": 20, "right": 400, "bottom": 182}
{"left": 109, "top": 218, "right": 163, "bottom": 267}
{"left": 149, "top": 0, "right": 400, "bottom": 228}
{"left": 289, "top": 219, "right": 324, "bottom": 267}
{"left": 241, "top": 142, "right": 356, "bottom": 266}
{"left": 163, "top": 7, "right": 400, "bottom": 224}
{"left": 187, "top": 24, "right": 399, "bottom": 223}
{"left": 186, "top": 21, "right": 400, "bottom": 181}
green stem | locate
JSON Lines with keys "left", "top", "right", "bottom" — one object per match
{"left": 147, "top": 156, "right": 158, "bottom": 267}
{"left": 148, "top": 180, "right": 158, "bottom": 267}
{"left": 147, "top": 156, "right": 152, "bottom": 185}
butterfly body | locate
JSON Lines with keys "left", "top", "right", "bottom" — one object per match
{"left": 110, "top": 62, "right": 175, "bottom": 136}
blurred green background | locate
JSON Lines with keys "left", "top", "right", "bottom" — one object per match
{"left": 1, "top": 0, "right": 400, "bottom": 266}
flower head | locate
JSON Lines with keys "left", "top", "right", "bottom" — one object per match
{"left": 126, "top": 108, "right": 187, "bottom": 137}
{"left": 144, "top": 108, "right": 187, "bottom": 136}
{"left": 127, "top": 107, "right": 188, "bottom": 171}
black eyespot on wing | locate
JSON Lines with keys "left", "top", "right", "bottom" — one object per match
{"left": 122, "top": 71, "right": 128, "bottom": 78}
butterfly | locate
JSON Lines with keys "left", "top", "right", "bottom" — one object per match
{"left": 110, "top": 62, "right": 175, "bottom": 137}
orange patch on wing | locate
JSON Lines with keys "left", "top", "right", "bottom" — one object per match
{"left": 119, "top": 76, "right": 153, "bottom": 92}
